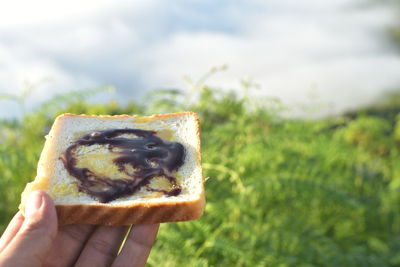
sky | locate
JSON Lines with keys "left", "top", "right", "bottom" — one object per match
{"left": 0, "top": 0, "right": 400, "bottom": 118}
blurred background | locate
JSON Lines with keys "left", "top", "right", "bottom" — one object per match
{"left": 1, "top": 0, "right": 400, "bottom": 117}
{"left": 1, "top": 0, "right": 400, "bottom": 266}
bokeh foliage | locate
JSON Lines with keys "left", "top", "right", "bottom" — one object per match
{"left": 0, "top": 84, "right": 400, "bottom": 266}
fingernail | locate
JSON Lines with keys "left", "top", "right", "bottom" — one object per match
{"left": 26, "top": 191, "right": 43, "bottom": 217}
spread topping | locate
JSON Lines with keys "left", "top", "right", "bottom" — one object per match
{"left": 61, "top": 129, "right": 185, "bottom": 203}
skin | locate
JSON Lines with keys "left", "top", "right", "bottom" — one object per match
{"left": 0, "top": 191, "right": 159, "bottom": 267}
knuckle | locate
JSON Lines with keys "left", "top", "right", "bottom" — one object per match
{"left": 63, "top": 225, "right": 91, "bottom": 242}
{"left": 88, "top": 238, "right": 116, "bottom": 258}
{"left": 128, "top": 236, "right": 155, "bottom": 250}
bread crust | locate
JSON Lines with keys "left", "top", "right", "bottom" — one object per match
{"left": 57, "top": 191, "right": 205, "bottom": 225}
{"left": 20, "top": 112, "right": 205, "bottom": 225}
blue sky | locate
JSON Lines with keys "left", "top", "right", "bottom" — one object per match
{"left": 1, "top": 0, "right": 400, "bottom": 118}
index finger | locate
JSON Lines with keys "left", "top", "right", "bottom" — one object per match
{"left": 44, "top": 224, "right": 95, "bottom": 267}
{"left": 0, "top": 212, "right": 25, "bottom": 253}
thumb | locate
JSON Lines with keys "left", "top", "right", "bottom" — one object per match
{"left": 1, "top": 191, "right": 57, "bottom": 267}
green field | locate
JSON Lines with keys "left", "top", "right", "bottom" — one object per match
{"left": 1, "top": 85, "right": 400, "bottom": 266}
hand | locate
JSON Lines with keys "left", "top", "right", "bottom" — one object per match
{"left": 0, "top": 191, "right": 159, "bottom": 267}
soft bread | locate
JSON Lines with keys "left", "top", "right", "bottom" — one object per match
{"left": 19, "top": 112, "right": 205, "bottom": 225}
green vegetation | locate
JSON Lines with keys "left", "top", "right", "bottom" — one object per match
{"left": 1, "top": 83, "right": 400, "bottom": 266}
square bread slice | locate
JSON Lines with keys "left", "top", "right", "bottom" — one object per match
{"left": 19, "top": 112, "right": 205, "bottom": 225}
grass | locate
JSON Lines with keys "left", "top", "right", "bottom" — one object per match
{"left": 0, "top": 84, "right": 400, "bottom": 266}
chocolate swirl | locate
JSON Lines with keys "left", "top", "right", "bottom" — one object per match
{"left": 61, "top": 129, "right": 185, "bottom": 203}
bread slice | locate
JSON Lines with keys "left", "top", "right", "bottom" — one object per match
{"left": 19, "top": 112, "right": 205, "bottom": 225}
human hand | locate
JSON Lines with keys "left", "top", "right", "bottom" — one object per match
{"left": 0, "top": 191, "right": 159, "bottom": 267}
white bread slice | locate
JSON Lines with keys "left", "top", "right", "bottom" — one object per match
{"left": 19, "top": 112, "right": 205, "bottom": 225}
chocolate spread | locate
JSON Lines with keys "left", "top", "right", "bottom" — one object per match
{"left": 61, "top": 129, "right": 185, "bottom": 203}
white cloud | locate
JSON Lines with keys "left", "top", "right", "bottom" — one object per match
{"left": 143, "top": 0, "right": 400, "bottom": 115}
{"left": 0, "top": 0, "right": 155, "bottom": 28}
{"left": 0, "top": 0, "right": 399, "bottom": 118}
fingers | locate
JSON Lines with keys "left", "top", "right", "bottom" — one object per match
{"left": 0, "top": 212, "right": 25, "bottom": 253}
{"left": 112, "top": 224, "right": 159, "bottom": 267}
{"left": 0, "top": 190, "right": 159, "bottom": 267}
{"left": 0, "top": 191, "right": 57, "bottom": 267}
{"left": 74, "top": 225, "right": 129, "bottom": 267}
{"left": 43, "top": 224, "right": 95, "bottom": 267}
